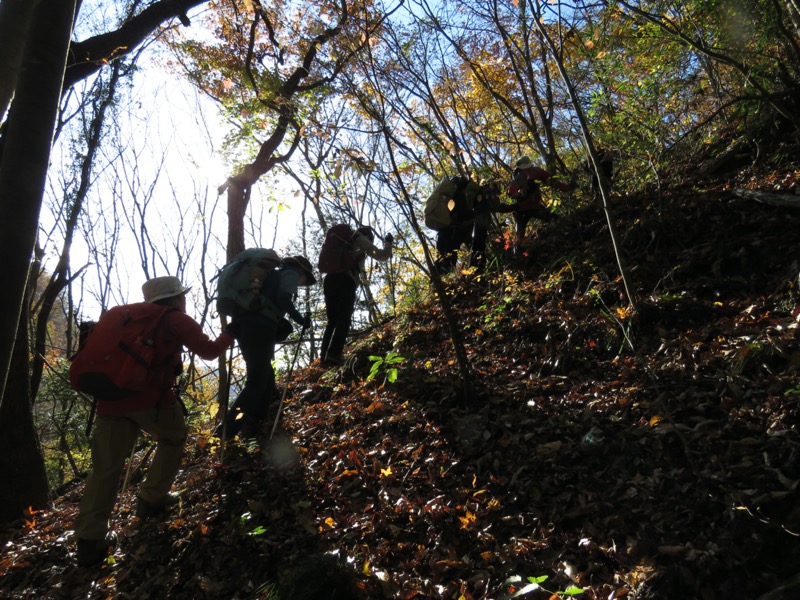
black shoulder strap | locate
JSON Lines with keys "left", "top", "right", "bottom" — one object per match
{"left": 154, "top": 307, "right": 183, "bottom": 415}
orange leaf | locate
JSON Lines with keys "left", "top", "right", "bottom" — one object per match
{"left": 458, "top": 511, "right": 476, "bottom": 528}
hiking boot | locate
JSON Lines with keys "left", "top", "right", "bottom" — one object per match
{"left": 136, "top": 492, "right": 180, "bottom": 519}
{"left": 76, "top": 532, "right": 117, "bottom": 567}
{"left": 323, "top": 353, "right": 344, "bottom": 366}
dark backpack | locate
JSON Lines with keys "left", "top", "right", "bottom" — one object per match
{"left": 318, "top": 224, "right": 357, "bottom": 275}
{"left": 69, "top": 303, "right": 177, "bottom": 400}
{"left": 216, "top": 248, "right": 282, "bottom": 319}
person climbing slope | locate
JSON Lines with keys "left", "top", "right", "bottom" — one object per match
{"left": 72, "top": 276, "right": 234, "bottom": 568}
{"left": 218, "top": 255, "right": 315, "bottom": 439}
{"left": 318, "top": 224, "right": 393, "bottom": 366}
{"left": 508, "top": 155, "right": 572, "bottom": 242}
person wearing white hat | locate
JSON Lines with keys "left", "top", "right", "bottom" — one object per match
{"left": 508, "top": 156, "right": 573, "bottom": 242}
{"left": 74, "top": 275, "right": 235, "bottom": 567}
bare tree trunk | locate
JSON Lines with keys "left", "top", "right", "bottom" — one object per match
{"left": 375, "top": 125, "right": 475, "bottom": 399}
{"left": 0, "top": 0, "right": 41, "bottom": 121}
{"left": 341, "top": 24, "right": 476, "bottom": 397}
{"left": 62, "top": 0, "right": 205, "bottom": 91}
{"left": 0, "top": 0, "right": 78, "bottom": 525}
{"left": 221, "top": 99, "right": 301, "bottom": 260}
{"left": 0, "top": 297, "right": 49, "bottom": 523}
{"left": 732, "top": 188, "right": 800, "bottom": 208}
{"left": 0, "top": 0, "right": 77, "bottom": 411}
{"left": 30, "top": 62, "right": 122, "bottom": 401}
{"left": 219, "top": 3, "right": 349, "bottom": 259}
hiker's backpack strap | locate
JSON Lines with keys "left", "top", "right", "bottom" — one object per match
{"left": 318, "top": 224, "right": 357, "bottom": 275}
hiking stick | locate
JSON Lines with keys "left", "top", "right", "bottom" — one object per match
{"left": 85, "top": 399, "right": 97, "bottom": 438}
{"left": 219, "top": 344, "right": 233, "bottom": 462}
{"left": 467, "top": 221, "right": 477, "bottom": 269}
{"left": 121, "top": 434, "right": 138, "bottom": 495}
{"left": 269, "top": 321, "right": 308, "bottom": 440}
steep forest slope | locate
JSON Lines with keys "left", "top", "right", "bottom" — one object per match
{"left": 2, "top": 134, "right": 800, "bottom": 599}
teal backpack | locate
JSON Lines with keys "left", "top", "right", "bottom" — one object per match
{"left": 216, "top": 248, "right": 282, "bottom": 320}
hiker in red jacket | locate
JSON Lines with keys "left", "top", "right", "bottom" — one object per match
{"left": 74, "top": 276, "right": 235, "bottom": 568}
{"left": 320, "top": 226, "right": 392, "bottom": 366}
{"left": 508, "top": 155, "right": 572, "bottom": 242}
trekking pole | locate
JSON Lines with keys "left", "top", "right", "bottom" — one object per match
{"left": 85, "top": 400, "right": 97, "bottom": 437}
{"left": 219, "top": 344, "right": 233, "bottom": 462}
{"left": 269, "top": 320, "right": 309, "bottom": 440}
{"left": 467, "top": 221, "right": 477, "bottom": 269}
{"left": 121, "top": 434, "right": 139, "bottom": 495}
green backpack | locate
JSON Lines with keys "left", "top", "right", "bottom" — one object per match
{"left": 216, "top": 248, "right": 282, "bottom": 320}
{"left": 424, "top": 177, "right": 459, "bottom": 231}
{"left": 424, "top": 176, "right": 481, "bottom": 230}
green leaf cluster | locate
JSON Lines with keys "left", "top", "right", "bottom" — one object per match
{"left": 366, "top": 351, "right": 405, "bottom": 383}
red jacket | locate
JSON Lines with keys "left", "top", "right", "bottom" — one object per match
{"left": 96, "top": 311, "right": 233, "bottom": 417}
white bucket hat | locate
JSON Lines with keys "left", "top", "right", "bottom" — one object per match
{"left": 515, "top": 156, "right": 535, "bottom": 170}
{"left": 142, "top": 276, "right": 191, "bottom": 303}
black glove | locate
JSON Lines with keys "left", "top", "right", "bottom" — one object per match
{"left": 385, "top": 233, "right": 394, "bottom": 244}
{"left": 224, "top": 320, "right": 241, "bottom": 338}
{"left": 301, "top": 312, "right": 312, "bottom": 328}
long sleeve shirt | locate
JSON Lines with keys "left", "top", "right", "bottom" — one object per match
{"left": 273, "top": 268, "right": 305, "bottom": 324}
{"left": 97, "top": 311, "right": 233, "bottom": 416}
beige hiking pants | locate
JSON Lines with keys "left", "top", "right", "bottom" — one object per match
{"left": 74, "top": 402, "right": 186, "bottom": 541}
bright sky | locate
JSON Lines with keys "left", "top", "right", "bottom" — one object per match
{"left": 44, "top": 39, "right": 302, "bottom": 324}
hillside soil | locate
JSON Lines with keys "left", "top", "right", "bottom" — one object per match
{"left": 3, "top": 145, "right": 800, "bottom": 599}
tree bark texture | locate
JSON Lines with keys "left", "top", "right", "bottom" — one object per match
{"left": 222, "top": 3, "right": 346, "bottom": 259}
{"left": 0, "top": 0, "right": 41, "bottom": 121}
{"left": 0, "top": 0, "right": 77, "bottom": 411}
{"left": 0, "top": 300, "right": 49, "bottom": 524}
{"left": 63, "top": 0, "right": 206, "bottom": 91}
{"left": 0, "top": 0, "right": 78, "bottom": 525}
